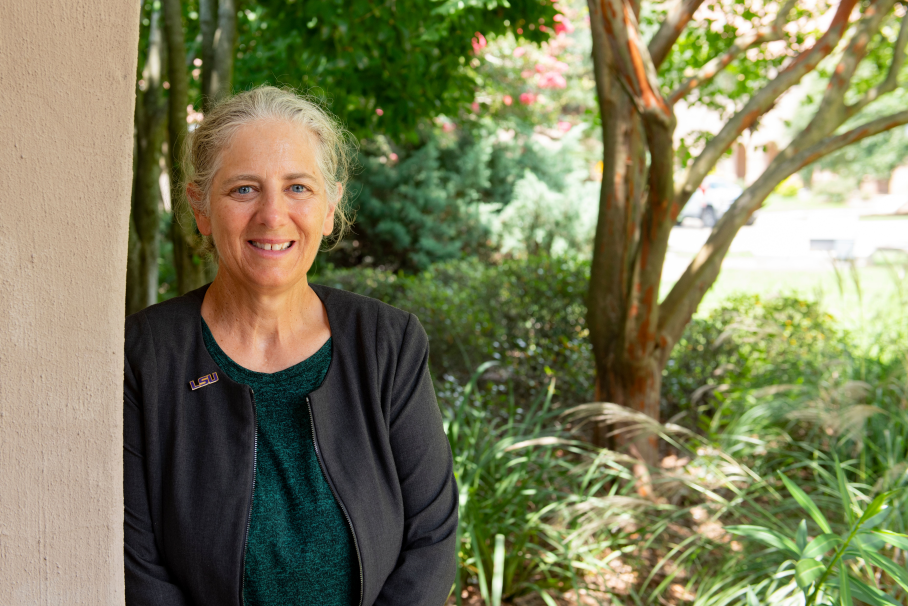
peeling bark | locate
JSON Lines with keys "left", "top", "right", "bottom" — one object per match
{"left": 585, "top": 0, "right": 906, "bottom": 467}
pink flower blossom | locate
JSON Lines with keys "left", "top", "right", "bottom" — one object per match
{"left": 557, "top": 121, "right": 572, "bottom": 132}
{"left": 186, "top": 104, "right": 204, "bottom": 124}
{"left": 471, "top": 101, "right": 480, "bottom": 113}
{"left": 516, "top": 27, "right": 523, "bottom": 34}
{"left": 376, "top": 108, "right": 384, "bottom": 116}
{"left": 553, "top": 14, "right": 575, "bottom": 34}
{"left": 442, "top": 122, "right": 455, "bottom": 133}
{"left": 538, "top": 24, "right": 548, "bottom": 32}
{"left": 503, "top": 95, "right": 513, "bottom": 106}
{"left": 389, "top": 153, "right": 399, "bottom": 162}
{"left": 536, "top": 57, "right": 569, "bottom": 73}
{"left": 471, "top": 32, "right": 487, "bottom": 54}
{"left": 538, "top": 72, "right": 567, "bottom": 89}
{"left": 512, "top": 46, "right": 526, "bottom": 58}
{"left": 519, "top": 92, "right": 536, "bottom": 105}
{"left": 521, "top": 70, "right": 534, "bottom": 79}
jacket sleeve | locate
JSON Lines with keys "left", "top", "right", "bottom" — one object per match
{"left": 374, "top": 314, "right": 459, "bottom": 606}
{"left": 123, "top": 316, "right": 192, "bottom": 606}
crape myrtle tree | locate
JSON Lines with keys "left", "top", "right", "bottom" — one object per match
{"left": 585, "top": 0, "right": 908, "bottom": 460}
{"left": 128, "top": 0, "right": 562, "bottom": 307}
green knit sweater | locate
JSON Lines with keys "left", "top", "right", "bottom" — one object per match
{"left": 201, "top": 320, "right": 355, "bottom": 606}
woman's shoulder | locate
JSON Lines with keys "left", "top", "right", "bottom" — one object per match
{"left": 310, "top": 283, "right": 426, "bottom": 345}
{"left": 125, "top": 285, "right": 207, "bottom": 351}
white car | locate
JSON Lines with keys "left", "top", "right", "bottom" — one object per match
{"left": 678, "top": 179, "right": 754, "bottom": 227}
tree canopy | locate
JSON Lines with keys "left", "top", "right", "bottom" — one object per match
{"left": 233, "top": 0, "right": 561, "bottom": 138}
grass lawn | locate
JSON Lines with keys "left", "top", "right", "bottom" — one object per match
{"left": 761, "top": 192, "right": 849, "bottom": 212}
{"left": 662, "top": 264, "right": 907, "bottom": 334}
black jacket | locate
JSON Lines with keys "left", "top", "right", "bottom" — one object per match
{"left": 124, "top": 284, "right": 458, "bottom": 606}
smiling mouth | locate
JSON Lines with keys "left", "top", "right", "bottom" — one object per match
{"left": 249, "top": 240, "right": 294, "bottom": 251}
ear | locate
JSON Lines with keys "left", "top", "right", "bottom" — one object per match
{"left": 321, "top": 185, "right": 341, "bottom": 237}
{"left": 187, "top": 184, "right": 212, "bottom": 236}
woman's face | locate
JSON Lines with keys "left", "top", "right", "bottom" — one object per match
{"left": 194, "top": 119, "right": 337, "bottom": 294}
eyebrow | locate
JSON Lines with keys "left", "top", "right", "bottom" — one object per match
{"left": 222, "top": 172, "right": 318, "bottom": 185}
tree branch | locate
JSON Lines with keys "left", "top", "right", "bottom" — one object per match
{"left": 778, "top": 0, "right": 898, "bottom": 160}
{"left": 674, "top": 0, "right": 859, "bottom": 208}
{"left": 600, "top": 0, "right": 673, "bottom": 125}
{"left": 846, "top": 9, "right": 908, "bottom": 118}
{"left": 669, "top": 30, "right": 779, "bottom": 105}
{"left": 668, "top": 0, "right": 796, "bottom": 105}
{"left": 648, "top": 0, "right": 708, "bottom": 69}
{"left": 658, "top": 108, "right": 908, "bottom": 348}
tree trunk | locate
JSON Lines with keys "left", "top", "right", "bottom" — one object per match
{"left": 583, "top": 0, "right": 908, "bottom": 469}
{"left": 200, "top": 0, "right": 236, "bottom": 110}
{"left": 198, "top": 0, "right": 236, "bottom": 281}
{"left": 162, "top": 0, "right": 207, "bottom": 295}
{"left": 586, "top": 0, "right": 673, "bottom": 463}
{"left": 127, "top": 7, "right": 167, "bottom": 314}
{"left": 199, "top": 0, "right": 217, "bottom": 107}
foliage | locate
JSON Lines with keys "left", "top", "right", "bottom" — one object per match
{"left": 662, "top": 294, "right": 851, "bottom": 426}
{"left": 233, "top": 0, "right": 562, "bottom": 139}
{"left": 327, "top": 134, "right": 493, "bottom": 272}
{"left": 728, "top": 473, "right": 908, "bottom": 606}
{"left": 321, "top": 256, "right": 908, "bottom": 603}
{"left": 315, "top": 256, "right": 595, "bottom": 406}
{"left": 445, "top": 365, "right": 636, "bottom": 603}
{"left": 318, "top": 258, "right": 860, "bottom": 423}
{"left": 463, "top": 0, "right": 596, "bottom": 131}
{"left": 790, "top": 78, "right": 908, "bottom": 183}
{"left": 323, "top": 126, "right": 578, "bottom": 271}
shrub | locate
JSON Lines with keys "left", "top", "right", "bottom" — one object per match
{"left": 324, "top": 128, "right": 577, "bottom": 272}
{"left": 316, "top": 255, "right": 595, "bottom": 407}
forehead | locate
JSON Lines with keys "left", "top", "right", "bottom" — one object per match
{"left": 217, "top": 119, "right": 320, "bottom": 179}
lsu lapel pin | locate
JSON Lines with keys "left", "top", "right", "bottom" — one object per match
{"left": 189, "top": 372, "right": 219, "bottom": 391}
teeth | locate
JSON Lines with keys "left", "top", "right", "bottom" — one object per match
{"left": 252, "top": 241, "right": 291, "bottom": 251}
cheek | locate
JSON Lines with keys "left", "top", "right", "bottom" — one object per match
{"left": 209, "top": 204, "right": 248, "bottom": 238}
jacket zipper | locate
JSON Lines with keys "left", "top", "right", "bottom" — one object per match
{"left": 240, "top": 388, "right": 258, "bottom": 606}
{"left": 307, "top": 395, "right": 364, "bottom": 606}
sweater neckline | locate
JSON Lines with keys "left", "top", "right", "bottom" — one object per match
{"left": 200, "top": 317, "right": 332, "bottom": 386}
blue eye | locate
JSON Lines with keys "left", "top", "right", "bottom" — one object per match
{"left": 290, "top": 184, "right": 307, "bottom": 193}
{"left": 236, "top": 186, "right": 253, "bottom": 195}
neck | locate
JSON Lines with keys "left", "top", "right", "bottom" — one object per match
{"left": 201, "top": 270, "right": 320, "bottom": 346}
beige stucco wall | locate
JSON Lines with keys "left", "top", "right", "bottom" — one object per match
{"left": 0, "top": 1, "right": 139, "bottom": 603}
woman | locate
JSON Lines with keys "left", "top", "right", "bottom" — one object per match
{"left": 123, "top": 87, "right": 458, "bottom": 606}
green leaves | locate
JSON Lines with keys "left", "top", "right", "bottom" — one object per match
{"left": 838, "top": 564, "right": 851, "bottom": 606}
{"left": 872, "top": 529, "right": 908, "bottom": 550}
{"left": 726, "top": 525, "right": 799, "bottom": 557}
{"left": 795, "top": 558, "right": 825, "bottom": 591}
{"left": 802, "top": 533, "right": 839, "bottom": 559}
{"left": 238, "top": 0, "right": 560, "bottom": 139}
{"left": 796, "top": 519, "right": 808, "bottom": 553}
{"left": 728, "top": 466, "right": 905, "bottom": 606}
{"left": 779, "top": 473, "right": 832, "bottom": 534}
{"left": 847, "top": 576, "right": 901, "bottom": 606}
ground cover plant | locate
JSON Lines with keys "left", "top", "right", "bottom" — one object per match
{"left": 319, "top": 256, "right": 908, "bottom": 605}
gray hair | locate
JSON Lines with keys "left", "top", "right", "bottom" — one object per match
{"left": 182, "top": 86, "right": 355, "bottom": 248}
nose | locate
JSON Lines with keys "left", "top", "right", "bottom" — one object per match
{"left": 254, "top": 182, "right": 288, "bottom": 229}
